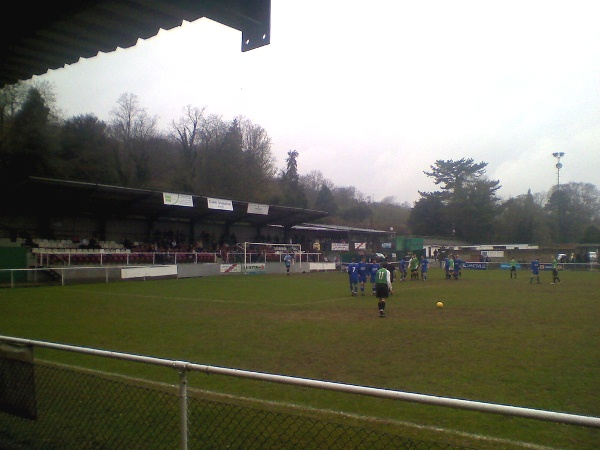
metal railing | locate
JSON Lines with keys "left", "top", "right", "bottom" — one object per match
{"left": 1, "top": 335, "right": 598, "bottom": 450}
{"left": 32, "top": 249, "right": 219, "bottom": 266}
{"left": 224, "top": 251, "right": 323, "bottom": 264}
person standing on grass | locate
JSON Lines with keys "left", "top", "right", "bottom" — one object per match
{"left": 444, "top": 254, "right": 452, "bottom": 280}
{"left": 358, "top": 256, "right": 368, "bottom": 296}
{"left": 398, "top": 257, "right": 406, "bottom": 281}
{"left": 452, "top": 254, "right": 461, "bottom": 280}
{"left": 409, "top": 253, "right": 419, "bottom": 280}
{"left": 420, "top": 255, "right": 429, "bottom": 280}
{"left": 347, "top": 258, "right": 359, "bottom": 296}
{"left": 530, "top": 258, "right": 541, "bottom": 284}
{"left": 447, "top": 255, "right": 455, "bottom": 280}
{"left": 369, "top": 256, "right": 380, "bottom": 295}
{"left": 551, "top": 257, "right": 561, "bottom": 284}
{"left": 375, "top": 262, "right": 393, "bottom": 317}
{"left": 284, "top": 253, "right": 292, "bottom": 275}
{"left": 387, "top": 261, "right": 396, "bottom": 284}
{"left": 510, "top": 257, "right": 517, "bottom": 279}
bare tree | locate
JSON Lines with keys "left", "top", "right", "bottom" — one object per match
{"left": 108, "top": 93, "right": 159, "bottom": 186}
{"left": 239, "top": 116, "right": 276, "bottom": 179}
{"left": 300, "top": 170, "right": 334, "bottom": 208}
{"left": 170, "top": 105, "right": 207, "bottom": 190}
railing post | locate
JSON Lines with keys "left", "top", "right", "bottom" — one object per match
{"left": 178, "top": 368, "right": 188, "bottom": 450}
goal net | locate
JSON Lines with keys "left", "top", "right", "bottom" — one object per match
{"left": 239, "top": 242, "right": 302, "bottom": 265}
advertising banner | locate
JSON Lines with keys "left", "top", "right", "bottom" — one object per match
{"left": 243, "top": 263, "right": 266, "bottom": 274}
{"left": 499, "top": 263, "right": 523, "bottom": 270}
{"left": 247, "top": 203, "right": 269, "bottom": 215}
{"left": 121, "top": 265, "right": 178, "bottom": 278}
{"left": 462, "top": 262, "right": 487, "bottom": 270}
{"left": 332, "top": 243, "right": 349, "bottom": 251}
{"left": 163, "top": 193, "right": 193, "bottom": 207}
{"left": 207, "top": 197, "right": 234, "bottom": 211}
{"left": 220, "top": 264, "right": 241, "bottom": 273}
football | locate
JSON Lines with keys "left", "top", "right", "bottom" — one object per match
{"left": 436, "top": 301, "right": 444, "bottom": 308}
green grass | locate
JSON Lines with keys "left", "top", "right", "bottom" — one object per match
{"left": 1, "top": 268, "right": 599, "bottom": 449}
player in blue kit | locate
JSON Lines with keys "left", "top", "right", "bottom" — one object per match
{"left": 420, "top": 255, "right": 429, "bottom": 280}
{"left": 369, "top": 257, "right": 380, "bottom": 295}
{"left": 357, "top": 256, "right": 368, "bottom": 295}
{"left": 347, "top": 258, "right": 359, "bottom": 296}
{"left": 452, "top": 254, "right": 462, "bottom": 280}
{"left": 398, "top": 257, "right": 406, "bottom": 281}
{"left": 530, "top": 258, "right": 541, "bottom": 284}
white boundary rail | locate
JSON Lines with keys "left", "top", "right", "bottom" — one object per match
{"left": 1, "top": 335, "right": 599, "bottom": 450}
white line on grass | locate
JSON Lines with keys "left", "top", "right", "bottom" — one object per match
{"left": 38, "top": 359, "right": 561, "bottom": 450}
{"left": 67, "top": 288, "right": 259, "bottom": 304}
{"left": 69, "top": 288, "right": 353, "bottom": 307}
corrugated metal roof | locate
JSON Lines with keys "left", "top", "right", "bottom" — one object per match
{"left": 0, "top": 0, "right": 270, "bottom": 88}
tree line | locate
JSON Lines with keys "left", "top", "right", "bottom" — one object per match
{"left": 1, "top": 82, "right": 598, "bottom": 245}
{"left": 410, "top": 158, "right": 600, "bottom": 245}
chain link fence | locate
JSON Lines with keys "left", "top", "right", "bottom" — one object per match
{"left": 2, "top": 337, "right": 599, "bottom": 449}
{"left": 0, "top": 360, "right": 470, "bottom": 450}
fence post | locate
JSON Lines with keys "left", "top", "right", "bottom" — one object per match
{"left": 178, "top": 368, "right": 188, "bottom": 450}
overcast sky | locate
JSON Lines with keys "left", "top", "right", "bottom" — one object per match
{"left": 36, "top": 0, "right": 600, "bottom": 205}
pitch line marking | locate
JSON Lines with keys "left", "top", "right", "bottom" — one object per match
{"left": 67, "top": 288, "right": 259, "bottom": 305}
{"left": 38, "top": 359, "right": 560, "bottom": 450}
{"left": 68, "top": 288, "right": 354, "bottom": 307}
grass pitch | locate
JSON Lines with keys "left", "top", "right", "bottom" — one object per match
{"left": 1, "top": 267, "right": 599, "bottom": 449}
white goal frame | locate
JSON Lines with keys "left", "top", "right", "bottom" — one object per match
{"left": 240, "top": 242, "right": 302, "bottom": 267}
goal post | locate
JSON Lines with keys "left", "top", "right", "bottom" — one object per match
{"left": 241, "top": 242, "right": 302, "bottom": 266}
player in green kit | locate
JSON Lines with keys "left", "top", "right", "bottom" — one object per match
{"left": 375, "top": 263, "right": 393, "bottom": 317}
{"left": 551, "top": 257, "right": 561, "bottom": 284}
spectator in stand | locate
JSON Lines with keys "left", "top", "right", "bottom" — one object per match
{"left": 79, "top": 237, "right": 89, "bottom": 249}
{"left": 123, "top": 237, "right": 134, "bottom": 250}
{"left": 88, "top": 235, "right": 102, "bottom": 249}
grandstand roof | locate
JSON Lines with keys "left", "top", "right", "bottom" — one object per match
{"left": 6, "top": 177, "right": 328, "bottom": 229}
{"left": 293, "top": 223, "right": 392, "bottom": 236}
{"left": 1, "top": 0, "right": 271, "bottom": 88}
